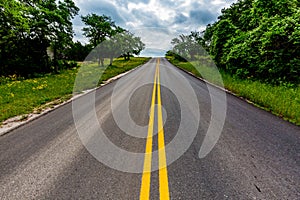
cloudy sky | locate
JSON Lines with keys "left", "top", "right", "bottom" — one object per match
{"left": 73, "top": 0, "right": 236, "bottom": 57}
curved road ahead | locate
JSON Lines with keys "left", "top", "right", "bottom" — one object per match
{"left": 0, "top": 58, "right": 299, "bottom": 199}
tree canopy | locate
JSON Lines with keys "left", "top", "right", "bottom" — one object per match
{"left": 203, "top": 0, "right": 300, "bottom": 84}
{"left": 170, "top": 0, "right": 300, "bottom": 85}
{"left": 81, "top": 14, "right": 124, "bottom": 48}
{"left": 0, "top": 0, "right": 79, "bottom": 76}
{"left": 81, "top": 14, "right": 145, "bottom": 66}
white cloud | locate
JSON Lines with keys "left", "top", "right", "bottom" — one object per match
{"left": 73, "top": 0, "right": 236, "bottom": 56}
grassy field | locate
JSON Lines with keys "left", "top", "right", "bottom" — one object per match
{"left": 0, "top": 57, "right": 150, "bottom": 124}
{"left": 167, "top": 56, "right": 300, "bottom": 125}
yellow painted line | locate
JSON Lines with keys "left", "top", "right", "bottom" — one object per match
{"left": 157, "top": 59, "right": 170, "bottom": 200}
{"left": 140, "top": 60, "right": 159, "bottom": 200}
{"left": 140, "top": 58, "right": 170, "bottom": 200}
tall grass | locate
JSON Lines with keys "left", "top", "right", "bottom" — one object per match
{"left": 167, "top": 57, "right": 300, "bottom": 125}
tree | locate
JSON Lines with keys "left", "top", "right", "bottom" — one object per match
{"left": 65, "top": 41, "right": 92, "bottom": 61}
{"left": 210, "top": 19, "right": 238, "bottom": 68}
{"left": 171, "top": 32, "right": 205, "bottom": 61}
{"left": 120, "top": 31, "right": 145, "bottom": 61}
{"left": 81, "top": 14, "right": 144, "bottom": 66}
{"left": 0, "top": 0, "right": 79, "bottom": 76}
{"left": 202, "top": 0, "right": 300, "bottom": 84}
{"left": 102, "top": 31, "right": 145, "bottom": 65}
{"left": 51, "top": 0, "right": 79, "bottom": 71}
{"left": 81, "top": 14, "right": 125, "bottom": 66}
{"left": 27, "top": 0, "right": 79, "bottom": 72}
{"left": 82, "top": 14, "right": 117, "bottom": 47}
{"left": 0, "top": 0, "right": 30, "bottom": 75}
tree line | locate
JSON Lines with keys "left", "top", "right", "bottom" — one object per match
{"left": 0, "top": 0, "right": 145, "bottom": 77}
{"left": 169, "top": 0, "right": 300, "bottom": 85}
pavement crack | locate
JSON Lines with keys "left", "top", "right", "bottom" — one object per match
{"left": 254, "top": 184, "right": 262, "bottom": 193}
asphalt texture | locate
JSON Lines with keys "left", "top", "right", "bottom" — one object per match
{"left": 0, "top": 58, "right": 299, "bottom": 199}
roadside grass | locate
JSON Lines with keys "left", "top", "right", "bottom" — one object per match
{"left": 0, "top": 57, "right": 150, "bottom": 124}
{"left": 73, "top": 57, "right": 150, "bottom": 92}
{"left": 167, "top": 56, "right": 300, "bottom": 125}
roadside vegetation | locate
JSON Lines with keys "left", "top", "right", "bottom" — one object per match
{"left": 167, "top": 56, "right": 300, "bottom": 125}
{"left": 0, "top": 57, "right": 150, "bottom": 124}
{"left": 167, "top": 0, "right": 300, "bottom": 125}
{"left": 0, "top": 0, "right": 148, "bottom": 124}
{"left": 1, "top": 0, "right": 145, "bottom": 77}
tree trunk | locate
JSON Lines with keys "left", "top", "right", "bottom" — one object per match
{"left": 100, "top": 58, "right": 104, "bottom": 67}
{"left": 53, "top": 44, "right": 58, "bottom": 73}
{"left": 191, "top": 53, "right": 196, "bottom": 61}
{"left": 127, "top": 52, "right": 130, "bottom": 60}
{"left": 109, "top": 56, "right": 113, "bottom": 66}
{"left": 98, "top": 54, "right": 101, "bottom": 66}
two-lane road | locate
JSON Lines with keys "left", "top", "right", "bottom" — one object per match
{"left": 0, "top": 58, "right": 299, "bottom": 199}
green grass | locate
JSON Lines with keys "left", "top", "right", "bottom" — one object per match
{"left": 167, "top": 56, "right": 300, "bottom": 125}
{"left": 0, "top": 57, "right": 150, "bottom": 123}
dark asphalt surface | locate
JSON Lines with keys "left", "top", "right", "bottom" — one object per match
{"left": 0, "top": 58, "right": 299, "bottom": 199}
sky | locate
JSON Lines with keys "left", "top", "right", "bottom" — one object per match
{"left": 72, "top": 0, "right": 236, "bottom": 57}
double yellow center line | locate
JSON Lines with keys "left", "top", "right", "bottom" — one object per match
{"left": 140, "top": 58, "right": 170, "bottom": 200}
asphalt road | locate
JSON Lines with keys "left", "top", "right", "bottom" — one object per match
{"left": 0, "top": 58, "right": 299, "bottom": 199}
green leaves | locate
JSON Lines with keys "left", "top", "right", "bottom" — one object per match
{"left": 81, "top": 14, "right": 119, "bottom": 47}
{"left": 81, "top": 14, "right": 145, "bottom": 65}
{"left": 171, "top": 32, "right": 206, "bottom": 61}
{"left": 202, "top": 0, "right": 300, "bottom": 85}
{"left": 0, "top": 0, "right": 79, "bottom": 76}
